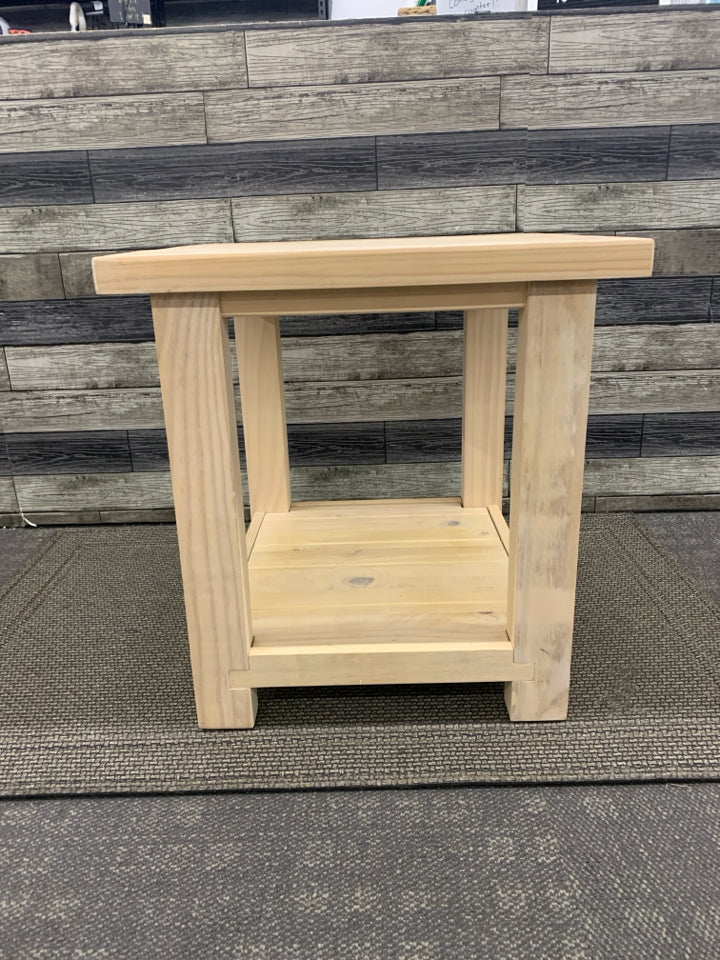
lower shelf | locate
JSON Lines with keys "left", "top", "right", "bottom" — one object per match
{"left": 232, "top": 497, "right": 532, "bottom": 688}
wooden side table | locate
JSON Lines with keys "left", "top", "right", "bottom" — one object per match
{"left": 93, "top": 234, "right": 654, "bottom": 729}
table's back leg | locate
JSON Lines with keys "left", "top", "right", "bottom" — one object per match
{"left": 462, "top": 308, "right": 509, "bottom": 508}
{"left": 152, "top": 292, "right": 257, "bottom": 729}
{"left": 505, "top": 280, "right": 596, "bottom": 721}
{"left": 236, "top": 314, "right": 291, "bottom": 515}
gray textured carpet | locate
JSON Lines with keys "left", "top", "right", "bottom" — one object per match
{"left": 2, "top": 782, "right": 720, "bottom": 959}
{"left": 1, "top": 514, "right": 719, "bottom": 796}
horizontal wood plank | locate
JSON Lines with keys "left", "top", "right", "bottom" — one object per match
{"left": 549, "top": 11, "right": 720, "bottom": 74}
{"left": 0, "top": 151, "right": 93, "bottom": 207}
{"left": 0, "top": 297, "right": 153, "bottom": 346}
{"left": 244, "top": 18, "right": 549, "bottom": 86}
{"left": 0, "top": 200, "right": 232, "bottom": 254}
{"left": 668, "top": 124, "right": 720, "bottom": 181}
{"left": 59, "top": 251, "right": 112, "bottom": 299}
{"left": 0, "top": 478, "right": 19, "bottom": 514}
{"left": 595, "top": 277, "right": 713, "bottom": 325}
{"left": 501, "top": 71, "right": 720, "bottom": 130}
{"left": 0, "top": 349, "right": 9, "bottom": 391}
{"left": 595, "top": 493, "right": 720, "bottom": 512}
{"left": 518, "top": 180, "right": 720, "bottom": 231}
{"left": 89, "top": 138, "right": 377, "bottom": 203}
{"left": 642, "top": 412, "right": 720, "bottom": 457}
{"left": 4, "top": 430, "right": 132, "bottom": 475}
{"left": 14, "top": 471, "right": 173, "bottom": 512}
{"left": 0, "top": 254, "right": 63, "bottom": 301}
{"left": 617, "top": 229, "right": 720, "bottom": 275}
{"left": 0, "top": 32, "right": 247, "bottom": 100}
{"left": 205, "top": 77, "right": 501, "bottom": 144}
{"left": 585, "top": 455, "right": 720, "bottom": 496}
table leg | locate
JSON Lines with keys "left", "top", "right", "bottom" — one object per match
{"left": 462, "top": 308, "right": 509, "bottom": 508}
{"left": 152, "top": 293, "right": 257, "bottom": 729}
{"left": 505, "top": 280, "right": 596, "bottom": 721}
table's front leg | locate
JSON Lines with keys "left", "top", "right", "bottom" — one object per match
{"left": 152, "top": 293, "right": 257, "bottom": 729}
{"left": 506, "top": 280, "right": 596, "bottom": 721}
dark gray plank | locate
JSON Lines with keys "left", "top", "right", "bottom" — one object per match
{"left": 526, "top": 127, "right": 669, "bottom": 185}
{"left": 0, "top": 200, "right": 232, "bottom": 254}
{"left": 549, "top": 11, "right": 720, "bottom": 74}
{"left": 584, "top": 455, "right": 720, "bottom": 496}
{"left": 0, "top": 478, "right": 19, "bottom": 514}
{"left": 595, "top": 277, "right": 712, "bottom": 325}
{"left": 518, "top": 180, "right": 720, "bottom": 232}
{"left": 596, "top": 493, "right": 720, "bottom": 512}
{"left": 642, "top": 413, "right": 720, "bottom": 458}
{"left": 0, "top": 298, "right": 153, "bottom": 346}
{"left": 712, "top": 279, "right": 720, "bottom": 319}
{"left": 231, "top": 186, "right": 515, "bottom": 242}
{"left": 89, "top": 138, "right": 376, "bottom": 203}
{"left": 617, "top": 229, "right": 720, "bottom": 276}
{"left": 0, "top": 436, "right": 10, "bottom": 477}
{"left": 668, "top": 124, "right": 720, "bottom": 181}
{"left": 244, "top": 18, "right": 549, "bottom": 86}
{"left": 585, "top": 415, "right": 643, "bottom": 459}
{"left": 0, "top": 32, "right": 247, "bottom": 101}
{"left": 435, "top": 310, "right": 519, "bottom": 331}
{"left": 4, "top": 431, "right": 132, "bottom": 476}
{"left": 99, "top": 509, "right": 176, "bottom": 524}
{"left": 206, "top": 78, "right": 501, "bottom": 145}
{"left": 0, "top": 254, "right": 63, "bottom": 301}
{"left": 501, "top": 71, "right": 720, "bottom": 130}
{"left": 377, "top": 131, "right": 525, "bottom": 191}
{"left": 0, "top": 94, "right": 206, "bottom": 156}
{"left": 0, "top": 151, "right": 93, "bottom": 208}
{"left": 279, "top": 313, "right": 436, "bottom": 337}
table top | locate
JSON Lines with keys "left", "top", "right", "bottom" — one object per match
{"left": 92, "top": 233, "right": 654, "bottom": 295}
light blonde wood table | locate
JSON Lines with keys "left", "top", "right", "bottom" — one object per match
{"left": 94, "top": 234, "right": 654, "bottom": 729}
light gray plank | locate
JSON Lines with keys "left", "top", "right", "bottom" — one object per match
{"left": 231, "top": 186, "right": 515, "bottom": 242}
{"left": 518, "top": 180, "right": 720, "bottom": 232}
{"left": 15, "top": 472, "right": 174, "bottom": 513}
{"left": 8, "top": 324, "right": 720, "bottom": 392}
{"left": 0, "top": 389, "right": 165, "bottom": 433}
{"left": 0, "top": 93, "right": 206, "bottom": 155}
{"left": 244, "top": 18, "right": 549, "bottom": 87}
{"left": 0, "top": 514, "right": 22, "bottom": 528}
{"left": 595, "top": 493, "right": 720, "bottom": 512}
{"left": 584, "top": 456, "right": 720, "bottom": 497}
{"left": 549, "top": 11, "right": 720, "bottom": 75}
{"left": 0, "top": 200, "right": 232, "bottom": 254}
{"left": 0, "top": 254, "right": 63, "bottom": 300}
{"left": 206, "top": 77, "right": 501, "bottom": 144}
{"left": 0, "top": 478, "right": 19, "bottom": 515}
{"left": 20, "top": 510, "right": 102, "bottom": 526}
{"left": 586, "top": 371, "right": 720, "bottom": 415}
{"left": 0, "top": 32, "right": 247, "bottom": 101}
{"left": 501, "top": 71, "right": 720, "bottom": 130}
{"left": 0, "top": 350, "right": 9, "bottom": 391}
{"left": 616, "top": 229, "right": 720, "bottom": 276}
{"left": 59, "top": 251, "right": 112, "bottom": 298}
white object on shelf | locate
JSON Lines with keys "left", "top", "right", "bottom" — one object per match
{"left": 437, "top": 0, "right": 537, "bottom": 11}
{"left": 330, "top": 0, "right": 407, "bottom": 17}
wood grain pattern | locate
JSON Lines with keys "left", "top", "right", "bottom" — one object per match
{"left": 506, "top": 280, "right": 597, "bottom": 722}
{"left": 152, "top": 292, "right": 256, "bottom": 729}
{"left": 236, "top": 315, "right": 291, "bottom": 514}
{"left": 89, "top": 138, "right": 376, "bottom": 203}
{"left": 59, "top": 251, "right": 113, "bottom": 299}
{"left": 0, "top": 32, "right": 247, "bottom": 100}
{"left": 4, "top": 431, "right": 132, "bottom": 475}
{"left": 585, "top": 455, "right": 720, "bottom": 496}
{"left": 0, "top": 388, "right": 165, "bottom": 433}
{"left": 14, "top": 471, "right": 173, "bottom": 512}
{"left": 100, "top": 508, "right": 175, "bottom": 524}
{"left": 280, "top": 312, "right": 436, "bottom": 337}
{"left": 0, "top": 254, "right": 63, "bottom": 301}
{"left": 0, "top": 349, "right": 9, "bottom": 392}
{"left": 244, "top": 18, "right": 549, "bottom": 86}
{"left": 0, "top": 151, "right": 93, "bottom": 207}
{"left": 377, "top": 130, "right": 526, "bottom": 190}
{"left": 668, "top": 124, "right": 720, "bottom": 181}
{"left": 205, "top": 78, "right": 501, "bottom": 144}
{"left": 526, "top": 127, "right": 670, "bottom": 185}
{"left": 642, "top": 413, "right": 720, "bottom": 458}
{"left": 712, "top": 280, "right": 720, "bottom": 320}
{"left": 549, "top": 11, "right": 720, "bottom": 75}
{"left": 595, "top": 493, "right": 720, "bottom": 513}
{"left": 0, "top": 478, "right": 19, "bottom": 514}
{"left": 518, "top": 180, "right": 720, "bottom": 231}
{"left": 0, "top": 200, "right": 232, "bottom": 254}
{"left": 0, "top": 94, "right": 207, "bottom": 155}
{"left": 618, "top": 229, "right": 720, "bottom": 275}
{"left": 595, "top": 277, "right": 712, "bottom": 325}
{"left": 0, "top": 438, "right": 10, "bottom": 477}
{"left": 0, "top": 297, "right": 153, "bottom": 346}
{"left": 501, "top": 71, "right": 720, "bottom": 130}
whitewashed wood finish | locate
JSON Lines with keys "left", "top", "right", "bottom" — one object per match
{"left": 462, "top": 309, "right": 508, "bottom": 507}
{"left": 7, "top": 325, "right": 719, "bottom": 392}
{"left": 585, "top": 455, "right": 720, "bottom": 496}
{"left": 236, "top": 315, "right": 291, "bottom": 514}
{"left": 519, "top": 181, "right": 720, "bottom": 232}
{"left": 14, "top": 471, "right": 173, "bottom": 512}
{"left": 506, "top": 280, "right": 597, "bottom": 722}
{"left": 0, "top": 253, "right": 64, "bottom": 300}
{"left": 152, "top": 293, "right": 256, "bottom": 729}
{"left": 0, "top": 201, "right": 232, "bottom": 255}
{"left": 244, "top": 18, "right": 549, "bottom": 86}
{"left": 205, "top": 77, "right": 501, "bottom": 144}
{"left": 0, "top": 478, "right": 18, "bottom": 515}
{"left": 549, "top": 11, "right": 720, "bottom": 75}
{"left": 0, "top": 33, "right": 247, "bottom": 101}
{"left": 595, "top": 493, "right": 720, "bottom": 512}
{"left": 501, "top": 71, "right": 720, "bottom": 130}
{"left": 231, "top": 188, "right": 514, "bottom": 242}
{"left": 0, "top": 94, "right": 206, "bottom": 155}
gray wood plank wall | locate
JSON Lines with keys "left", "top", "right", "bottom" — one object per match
{"left": 1, "top": 7, "right": 719, "bottom": 525}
